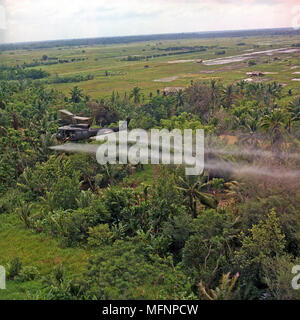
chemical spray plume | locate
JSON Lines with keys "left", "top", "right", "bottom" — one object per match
{"left": 49, "top": 143, "right": 300, "bottom": 180}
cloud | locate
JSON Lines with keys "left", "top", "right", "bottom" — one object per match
{"left": 3, "top": 0, "right": 297, "bottom": 43}
{"left": 0, "top": 4, "right": 6, "bottom": 30}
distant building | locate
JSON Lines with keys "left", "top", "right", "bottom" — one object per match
{"left": 163, "top": 87, "right": 185, "bottom": 96}
{"left": 246, "top": 71, "right": 265, "bottom": 77}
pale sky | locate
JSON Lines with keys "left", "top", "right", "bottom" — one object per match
{"left": 0, "top": 0, "right": 299, "bottom": 43}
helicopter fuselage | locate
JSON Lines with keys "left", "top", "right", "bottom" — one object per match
{"left": 56, "top": 118, "right": 131, "bottom": 142}
{"left": 56, "top": 124, "right": 100, "bottom": 141}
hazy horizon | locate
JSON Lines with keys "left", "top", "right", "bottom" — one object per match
{"left": 0, "top": 0, "right": 299, "bottom": 44}
{"left": 2, "top": 27, "right": 297, "bottom": 46}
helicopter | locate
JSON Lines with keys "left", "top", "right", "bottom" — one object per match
{"left": 56, "top": 109, "right": 131, "bottom": 142}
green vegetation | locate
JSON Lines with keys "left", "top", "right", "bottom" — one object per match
{"left": 0, "top": 31, "right": 300, "bottom": 300}
{"left": 1, "top": 32, "right": 300, "bottom": 99}
{"left": 0, "top": 66, "right": 49, "bottom": 80}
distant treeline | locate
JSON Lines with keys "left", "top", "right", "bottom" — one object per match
{"left": 0, "top": 65, "right": 49, "bottom": 80}
{"left": 44, "top": 74, "right": 94, "bottom": 84}
{"left": 121, "top": 48, "right": 208, "bottom": 61}
{"left": 21, "top": 57, "right": 87, "bottom": 68}
{"left": 1, "top": 28, "right": 299, "bottom": 51}
{"left": 0, "top": 64, "right": 95, "bottom": 83}
{"left": 156, "top": 45, "right": 209, "bottom": 52}
{"left": 22, "top": 61, "right": 59, "bottom": 68}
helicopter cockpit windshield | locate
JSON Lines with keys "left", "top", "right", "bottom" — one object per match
{"left": 56, "top": 129, "right": 76, "bottom": 141}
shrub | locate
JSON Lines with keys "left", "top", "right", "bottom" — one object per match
{"left": 85, "top": 240, "right": 194, "bottom": 299}
{"left": 87, "top": 224, "right": 113, "bottom": 247}
{"left": 248, "top": 60, "right": 256, "bottom": 66}
{"left": 162, "top": 212, "right": 194, "bottom": 255}
{"left": 0, "top": 189, "right": 26, "bottom": 214}
{"left": 7, "top": 257, "right": 22, "bottom": 280}
{"left": 17, "top": 202, "right": 33, "bottom": 228}
{"left": 16, "top": 266, "right": 40, "bottom": 282}
{"left": 261, "top": 255, "right": 300, "bottom": 300}
{"left": 103, "top": 187, "right": 136, "bottom": 223}
{"left": 48, "top": 206, "right": 108, "bottom": 246}
{"left": 235, "top": 210, "right": 286, "bottom": 288}
{"left": 76, "top": 190, "right": 95, "bottom": 209}
{"left": 49, "top": 175, "right": 81, "bottom": 210}
{"left": 37, "top": 264, "right": 90, "bottom": 300}
{"left": 182, "top": 210, "right": 238, "bottom": 286}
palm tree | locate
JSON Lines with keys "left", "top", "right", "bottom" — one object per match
{"left": 222, "top": 84, "right": 235, "bottom": 109}
{"left": 236, "top": 80, "right": 246, "bottom": 93}
{"left": 36, "top": 132, "right": 54, "bottom": 161}
{"left": 175, "top": 89, "right": 184, "bottom": 107}
{"left": 103, "top": 164, "right": 125, "bottom": 186}
{"left": 266, "top": 82, "right": 282, "bottom": 97}
{"left": 259, "top": 108, "right": 286, "bottom": 144}
{"left": 198, "top": 272, "right": 239, "bottom": 300}
{"left": 70, "top": 86, "right": 83, "bottom": 103}
{"left": 130, "top": 87, "right": 141, "bottom": 105}
{"left": 263, "top": 82, "right": 282, "bottom": 105}
{"left": 224, "top": 180, "right": 245, "bottom": 203}
{"left": 176, "top": 175, "right": 217, "bottom": 218}
{"left": 287, "top": 97, "right": 300, "bottom": 125}
{"left": 209, "top": 80, "right": 220, "bottom": 115}
{"left": 244, "top": 114, "right": 259, "bottom": 133}
{"left": 236, "top": 114, "right": 261, "bottom": 147}
{"left": 210, "top": 80, "right": 219, "bottom": 104}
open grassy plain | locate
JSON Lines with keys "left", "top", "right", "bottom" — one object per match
{"left": 1, "top": 34, "right": 300, "bottom": 99}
